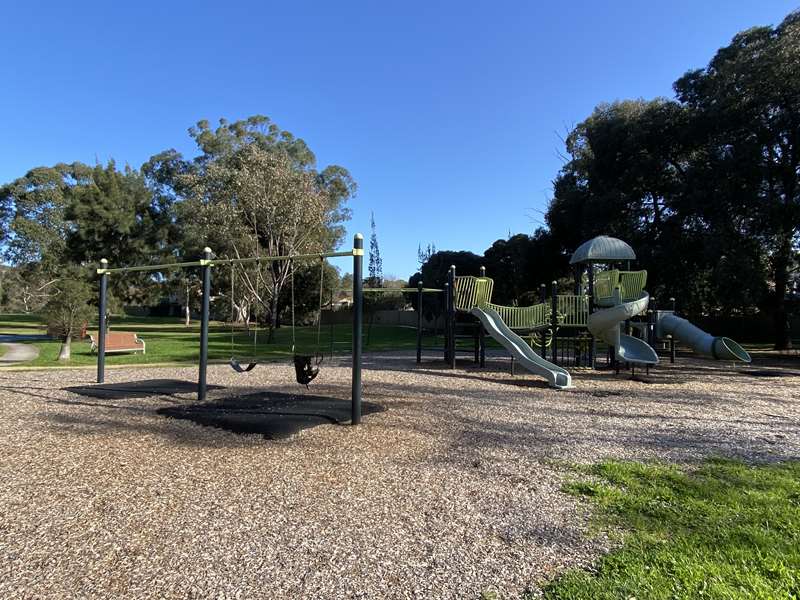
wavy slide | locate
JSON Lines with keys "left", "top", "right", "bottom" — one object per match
{"left": 588, "top": 292, "right": 659, "bottom": 366}
{"left": 657, "top": 313, "right": 751, "bottom": 362}
{"left": 471, "top": 307, "right": 572, "bottom": 389}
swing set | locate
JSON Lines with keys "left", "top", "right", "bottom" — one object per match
{"left": 228, "top": 256, "right": 327, "bottom": 388}
{"left": 95, "top": 234, "right": 366, "bottom": 424}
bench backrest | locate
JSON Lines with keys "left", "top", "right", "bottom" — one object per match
{"left": 92, "top": 331, "right": 141, "bottom": 347}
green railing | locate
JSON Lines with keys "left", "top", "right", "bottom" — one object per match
{"left": 556, "top": 295, "right": 589, "bottom": 327}
{"left": 453, "top": 276, "right": 589, "bottom": 330}
{"left": 594, "top": 269, "right": 648, "bottom": 305}
{"left": 594, "top": 269, "right": 619, "bottom": 306}
{"left": 619, "top": 270, "right": 647, "bottom": 302}
{"left": 453, "top": 276, "right": 494, "bottom": 311}
{"left": 486, "top": 302, "right": 549, "bottom": 329}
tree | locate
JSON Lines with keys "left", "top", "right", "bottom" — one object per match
{"left": 144, "top": 115, "right": 356, "bottom": 339}
{"left": 182, "top": 144, "right": 344, "bottom": 337}
{"left": 546, "top": 10, "right": 800, "bottom": 345}
{"left": 673, "top": 11, "right": 800, "bottom": 347}
{"left": 41, "top": 274, "right": 93, "bottom": 361}
{"left": 368, "top": 212, "right": 383, "bottom": 287}
{"left": 0, "top": 165, "right": 70, "bottom": 270}
{"left": 417, "top": 243, "right": 437, "bottom": 268}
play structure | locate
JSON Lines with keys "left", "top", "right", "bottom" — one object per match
{"left": 440, "top": 235, "right": 751, "bottom": 388}
{"left": 95, "top": 235, "right": 366, "bottom": 424}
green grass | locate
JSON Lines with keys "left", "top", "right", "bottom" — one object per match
{"left": 542, "top": 459, "right": 800, "bottom": 599}
{"left": 0, "top": 313, "right": 423, "bottom": 367}
{"left": 0, "top": 313, "right": 48, "bottom": 335}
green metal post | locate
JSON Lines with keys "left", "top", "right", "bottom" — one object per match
{"left": 198, "top": 247, "right": 212, "bottom": 401}
{"left": 97, "top": 258, "right": 108, "bottom": 383}
{"left": 352, "top": 234, "right": 363, "bottom": 425}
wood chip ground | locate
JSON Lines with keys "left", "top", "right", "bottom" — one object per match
{"left": 1, "top": 353, "right": 798, "bottom": 599}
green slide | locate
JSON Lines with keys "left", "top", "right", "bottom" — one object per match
{"left": 471, "top": 306, "right": 572, "bottom": 389}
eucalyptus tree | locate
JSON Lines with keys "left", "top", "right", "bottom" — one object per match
{"left": 145, "top": 115, "right": 356, "bottom": 335}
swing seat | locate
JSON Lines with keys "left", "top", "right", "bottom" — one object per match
{"left": 294, "top": 354, "right": 323, "bottom": 387}
{"left": 230, "top": 358, "right": 258, "bottom": 373}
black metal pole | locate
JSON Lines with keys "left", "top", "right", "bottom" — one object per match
{"left": 479, "top": 326, "right": 485, "bottom": 367}
{"left": 198, "top": 247, "right": 212, "bottom": 402}
{"left": 97, "top": 258, "right": 108, "bottom": 383}
{"left": 588, "top": 262, "right": 596, "bottom": 369}
{"left": 539, "top": 283, "right": 547, "bottom": 357}
{"left": 352, "top": 234, "right": 364, "bottom": 425}
{"left": 416, "top": 280, "right": 423, "bottom": 364}
{"left": 550, "top": 280, "right": 558, "bottom": 364}
{"left": 448, "top": 265, "right": 456, "bottom": 369}
{"left": 443, "top": 282, "right": 450, "bottom": 363}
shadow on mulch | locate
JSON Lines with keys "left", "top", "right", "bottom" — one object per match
{"left": 64, "top": 379, "right": 224, "bottom": 399}
{"left": 740, "top": 369, "right": 800, "bottom": 378}
{"left": 157, "top": 391, "right": 385, "bottom": 439}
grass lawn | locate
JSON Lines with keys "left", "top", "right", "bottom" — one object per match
{"left": 0, "top": 313, "right": 49, "bottom": 335}
{"left": 0, "top": 313, "right": 426, "bottom": 367}
{"left": 543, "top": 459, "right": 800, "bottom": 599}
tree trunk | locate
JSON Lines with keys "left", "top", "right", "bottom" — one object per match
{"left": 57, "top": 334, "right": 72, "bottom": 361}
{"left": 772, "top": 232, "right": 792, "bottom": 350}
{"left": 184, "top": 303, "right": 191, "bottom": 326}
{"left": 268, "top": 284, "right": 279, "bottom": 343}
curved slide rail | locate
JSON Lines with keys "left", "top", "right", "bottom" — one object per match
{"left": 657, "top": 313, "right": 751, "bottom": 363}
{"left": 588, "top": 292, "right": 659, "bottom": 366}
{"left": 471, "top": 307, "right": 572, "bottom": 389}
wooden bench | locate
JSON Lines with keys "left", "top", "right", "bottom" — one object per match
{"left": 90, "top": 331, "right": 146, "bottom": 354}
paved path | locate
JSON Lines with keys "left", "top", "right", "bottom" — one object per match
{"left": 0, "top": 335, "right": 44, "bottom": 365}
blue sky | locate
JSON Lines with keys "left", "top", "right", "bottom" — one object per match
{"left": 1, "top": 1, "right": 796, "bottom": 277}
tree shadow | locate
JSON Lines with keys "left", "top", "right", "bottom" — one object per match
{"left": 64, "top": 379, "right": 224, "bottom": 399}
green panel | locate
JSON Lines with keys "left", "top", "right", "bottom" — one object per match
{"left": 453, "top": 276, "right": 494, "bottom": 310}
{"left": 619, "top": 270, "right": 647, "bottom": 302}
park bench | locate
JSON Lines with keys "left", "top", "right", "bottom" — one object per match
{"left": 89, "top": 331, "right": 146, "bottom": 354}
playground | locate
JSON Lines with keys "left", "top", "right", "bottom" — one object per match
{"left": 2, "top": 234, "right": 799, "bottom": 596}
{"left": 1, "top": 350, "right": 798, "bottom": 598}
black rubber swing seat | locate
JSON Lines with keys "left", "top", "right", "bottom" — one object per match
{"left": 229, "top": 358, "right": 258, "bottom": 373}
{"left": 294, "top": 354, "right": 323, "bottom": 387}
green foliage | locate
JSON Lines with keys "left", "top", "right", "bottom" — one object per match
{"left": 483, "top": 231, "right": 568, "bottom": 304}
{"left": 548, "top": 11, "right": 800, "bottom": 347}
{"left": 145, "top": 115, "right": 356, "bottom": 334}
{"left": 545, "top": 459, "right": 800, "bottom": 599}
{"left": 65, "top": 161, "right": 176, "bottom": 268}
{"left": 0, "top": 165, "right": 71, "bottom": 268}
{"left": 368, "top": 212, "right": 383, "bottom": 287}
{"left": 40, "top": 274, "right": 94, "bottom": 340}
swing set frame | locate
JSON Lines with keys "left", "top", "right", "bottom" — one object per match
{"left": 95, "top": 234, "right": 366, "bottom": 425}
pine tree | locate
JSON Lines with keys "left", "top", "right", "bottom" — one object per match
{"left": 417, "top": 242, "right": 436, "bottom": 268}
{"left": 368, "top": 212, "right": 383, "bottom": 287}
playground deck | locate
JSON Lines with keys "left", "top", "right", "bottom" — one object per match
{"left": 1, "top": 354, "right": 798, "bottom": 598}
